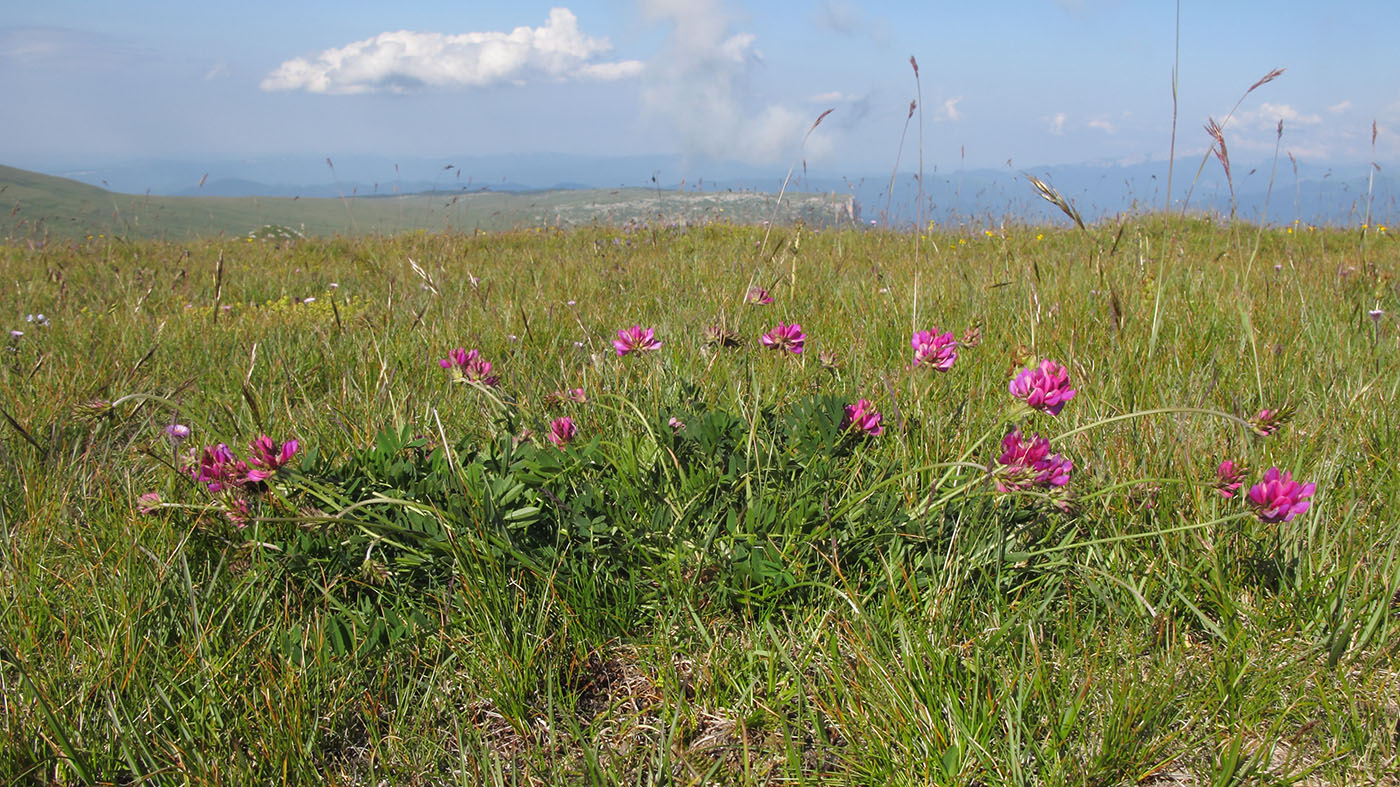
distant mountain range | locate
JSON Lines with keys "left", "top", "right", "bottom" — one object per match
{"left": 10, "top": 152, "right": 1399, "bottom": 230}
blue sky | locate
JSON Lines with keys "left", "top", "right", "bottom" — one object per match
{"left": 2, "top": 0, "right": 1397, "bottom": 175}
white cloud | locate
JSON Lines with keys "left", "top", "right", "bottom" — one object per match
{"left": 1048, "top": 112, "right": 1066, "bottom": 135}
{"left": 260, "top": 8, "right": 642, "bottom": 94}
{"left": 942, "top": 96, "right": 963, "bottom": 121}
{"left": 1328, "top": 100, "right": 1351, "bottom": 114}
{"left": 1230, "top": 102, "right": 1322, "bottom": 130}
{"left": 204, "top": 62, "right": 229, "bottom": 80}
{"left": 1088, "top": 118, "right": 1115, "bottom": 133}
{"left": 637, "top": 0, "right": 829, "bottom": 165}
{"left": 809, "top": 91, "right": 853, "bottom": 102}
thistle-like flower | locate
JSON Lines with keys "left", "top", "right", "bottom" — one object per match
{"left": 1247, "top": 467, "right": 1315, "bottom": 523}
{"left": 912, "top": 329, "right": 958, "bottom": 371}
{"left": 613, "top": 325, "right": 662, "bottom": 356}
{"left": 761, "top": 322, "right": 806, "bottom": 354}
{"left": 746, "top": 287, "right": 774, "bottom": 305}
{"left": 1009, "top": 359, "right": 1076, "bottom": 416}
{"left": 439, "top": 347, "right": 499, "bottom": 386}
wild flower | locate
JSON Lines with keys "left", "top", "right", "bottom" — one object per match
{"left": 249, "top": 435, "right": 299, "bottom": 471}
{"left": 912, "top": 329, "right": 958, "bottom": 371}
{"left": 1215, "top": 459, "right": 1248, "bottom": 498}
{"left": 961, "top": 326, "right": 983, "bottom": 347}
{"left": 994, "top": 430, "right": 1072, "bottom": 493}
{"left": 1247, "top": 467, "right": 1315, "bottom": 523}
{"left": 1009, "top": 359, "right": 1076, "bottom": 416}
{"left": 137, "top": 492, "right": 162, "bottom": 515}
{"left": 818, "top": 349, "right": 839, "bottom": 370}
{"left": 8, "top": 330, "right": 21, "bottom": 339}
{"left": 613, "top": 325, "right": 662, "bottom": 356}
{"left": 1249, "top": 406, "right": 1294, "bottom": 437}
{"left": 842, "top": 399, "right": 883, "bottom": 437}
{"left": 761, "top": 322, "right": 806, "bottom": 354}
{"left": 26, "top": 314, "right": 49, "bottom": 328}
{"left": 668, "top": 416, "right": 686, "bottom": 432}
{"left": 165, "top": 423, "right": 191, "bottom": 445}
{"left": 705, "top": 324, "right": 741, "bottom": 348}
{"left": 439, "top": 348, "right": 500, "bottom": 386}
{"left": 746, "top": 287, "right": 774, "bottom": 305}
{"left": 548, "top": 416, "right": 577, "bottom": 447}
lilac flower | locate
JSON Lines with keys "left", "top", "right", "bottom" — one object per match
{"left": 761, "top": 322, "right": 806, "bottom": 354}
{"left": 912, "top": 329, "right": 958, "bottom": 371}
{"left": 548, "top": 416, "right": 578, "bottom": 447}
{"left": 746, "top": 287, "right": 774, "bottom": 305}
{"left": 1009, "top": 359, "right": 1076, "bottom": 416}
{"left": 613, "top": 325, "right": 662, "bottom": 356}
{"left": 1247, "top": 467, "right": 1316, "bottom": 523}
{"left": 994, "top": 430, "right": 1073, "bottom": 493}
{"left": 668, "top": 416, "right": 686, "bottom": 432}
{"left": 842, "top": 399, "right": 883, "bottom": 437}
{"left": 1215, "top": 459, "right": 1248, "bottom": 499}
{"left": 164, "top": 423, "right": 191, "bottom": 445}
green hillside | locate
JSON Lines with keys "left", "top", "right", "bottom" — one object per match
{"left": 0, "top": 164, "right": 856, "bottom": 241}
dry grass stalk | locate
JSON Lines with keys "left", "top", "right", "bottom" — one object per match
{"left": 1025, "top": 174, "right": 1087, "bottom": 233}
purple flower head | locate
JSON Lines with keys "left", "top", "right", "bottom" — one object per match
{"left": 668, "top": 416, "right": 686, "bottom": 432}
{"left": 191, "top": 443, "right": 237, "bottom": 492}
{"left": 613, "top": 325, "right": 662, "bottom": 356}
{"left": 164, "top": 423, "right": 191, "bottom": 445}
{"left": 440, "top": 348, "right": 500, "bottom": 386}
{"left": 1249, "top": 406, "right": 1294, "bottom": 437}
{"left": 912, "top": 329, "right": 958, "bottom": 371}
{"left": 1247, "top": 467, "right": 1316, "bottom": 523}
{"left": 994, "top": 430, "right": 1073, "bottom": 493}
{"left": 746, "top": 287, "right": 774, "bottom": 305}
{"left": 1215, "top": 459, "right": 1248, "bottom": 499}
{"left": 1009, "top": 359, "right": 1077, "bottom": 416}
{"left": 761, "top": 322, "right": 806, "bottom": 354}
{"left": 249, "top": 435, "right": 299, "bottom": 471}
{"left": 548, "top": 416, "right": 578, "bottom": 447}
{"left": 841, "top": 399, "right": 883, "bottom": 437}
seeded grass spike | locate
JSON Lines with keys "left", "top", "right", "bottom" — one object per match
{"left": 1024, "top": 173, "right": 1087, "bottom": 233}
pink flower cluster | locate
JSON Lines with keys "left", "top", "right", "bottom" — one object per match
{"left": 190, "top": 436, "right": 299, "bottom": 495}
{"left": 745, "top": 287, "right": 774, "bottom": 305}
{"left": 994, "top": 430, "right": 1073, "bottom": 493}
{"left": 613, "top": 325, "right": 662, "bottom": 356}
{"left": 761, "top": 322, "right": 806, "bottom": 354}
{"left": 548, "top": 416, "right": 578, "bottom": 447}
{"left": 1215, "top": 460, "right": 1248, "bottom": 498}
{"left": 911, "top": 329, "right": 958, "bottom": 371}
{"left": 842, "top": 399, "right": 883, "bottom": 436}
{"left": 1246, "top": 467, "right": 1315, "bottom": 523}
{"left": 439, "top": 347, "right": 500, "bottom": 387}
{"left": 1010, "top": 360, "right": 1076, "bottom": 416}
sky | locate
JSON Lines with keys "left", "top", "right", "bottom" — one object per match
{"left": 3, "top": 0, "right": 1399, "bottom": 177}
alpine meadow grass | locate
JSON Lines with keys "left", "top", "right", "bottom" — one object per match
{"left": 1, "top": 216, "right": 1398, "bottom": 784}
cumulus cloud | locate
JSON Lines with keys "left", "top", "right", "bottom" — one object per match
{"left": 1088, "top": 117, "right": 1115, "bottom": 133}
{"left": 260, "top": 8, "right": 642, "bottom": 94}
{"left": 942, "top": 96, "right": 963, "bottom": 121}
{"left": 1230, "top": 102, "right": 1322, "bottom": 130}
{"left": 638, "top": 0, "right": 829, "bottom": 165}
{"left": 1328, "top": 100, "right": 1351, "bottom": 114}
{"left": 1048, "top": 112, "right": 1066, "bottom": 135}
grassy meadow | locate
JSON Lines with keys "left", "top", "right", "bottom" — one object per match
{"left": 1, "top": 216, "right": 1398, "bottom": 784}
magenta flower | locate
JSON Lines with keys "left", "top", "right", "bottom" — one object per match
{"left": 746, "top": 286, "right": 774, "bottom": 305}
{"left": 911, "top": 329, "right": 958, "bottom": 371}
{"left": 548, "top": 416, "right": 578, "bottom": 447}
{"left": 1215, "top": 459, "right": 1248, "bottom": 499}
{"left": 994, "top": 430, "right": 1073, "bottom": 493}
{"left": 1009, "top": 359, "right": 1076, "bottom": 416}
{"left": 842, "top": 399, "right": 884, "bottom": 437}
{"left": 191, "top": 443, "right": 238, "bottom": 492}
{"left": 439, "top": 347, "right": 500, "bottom": 386}
{"left": 613, "top": 325, "right": 662, "bottom": 356}
{"left": 249, "top": 435, "right": 299, "bottom": 471}
{"left": 1249, "top": 406, "right": 1294, "bottom": 437}
{"left": 761, "top": 322, "right": 806, "bottom": 354}
{"left": 1247, "top": 467, "right": 1315, "bottom": 523}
